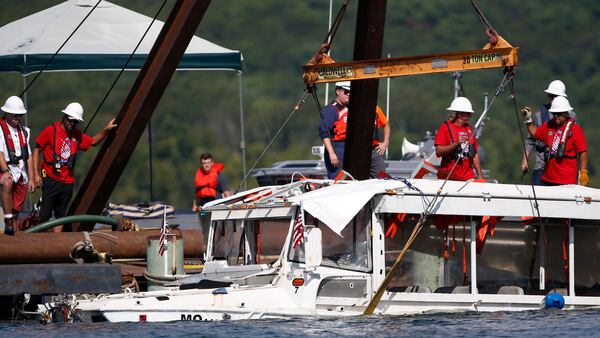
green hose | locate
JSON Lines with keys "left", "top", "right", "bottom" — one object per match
{"left": 24, "top": 214, "right": 118, "bottom": 233}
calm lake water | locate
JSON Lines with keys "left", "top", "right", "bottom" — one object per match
{"left": 2, "top": 310, "right": 600, "bottom": 338}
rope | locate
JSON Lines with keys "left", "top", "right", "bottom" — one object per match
{"left": 234, "top": 90, "right": 311, "bottom": 193}
{"left": 143, "top": 270, "right": 186, "bottom": 284}
{"left": 83, "top": 0, "right": 168, "bottom": 132}
{"left": 20, "top": 1, "right": 102, "bottom": 97}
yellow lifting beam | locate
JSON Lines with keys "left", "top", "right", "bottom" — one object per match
{"left": 302, "top": 35, "right": 518, "bottom": 85}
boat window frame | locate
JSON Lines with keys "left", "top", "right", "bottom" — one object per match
{"left": 287, "top": 205, "right": 373, "bottom": 273}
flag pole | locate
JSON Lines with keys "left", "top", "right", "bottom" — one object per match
{"left": 163, "top": 207, "right": 168, "bottom": 276}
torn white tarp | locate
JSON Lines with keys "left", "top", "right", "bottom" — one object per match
{"left": 289, "top": 180, "right": 405, "bottom": 236}
{"left": 289, "top": 179, "right": 600, "bottom": 236}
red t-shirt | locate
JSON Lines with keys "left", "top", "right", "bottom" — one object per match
{"left": 535, "top": 119, "right": 586, "bottom": 185}
{"left": 35, "top": 122, "right": 93, "bottom": 184}
{"left": 434, "top": 120, "right": 478, "bottom": 181}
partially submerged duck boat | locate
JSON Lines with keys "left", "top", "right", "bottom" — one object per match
{"left": 36, "top": 178, "right": 600, "bottom": 322}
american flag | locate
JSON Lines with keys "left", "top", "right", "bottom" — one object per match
{"left": 158, "top": 206, "right": 169, "bottom": 256}
{"left": 292, "top": 206, "right": 304, "bottom": 249}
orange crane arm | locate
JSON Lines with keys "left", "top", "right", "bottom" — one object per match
{"left": 302, "top": 35, "right": 518, "bottom": 85}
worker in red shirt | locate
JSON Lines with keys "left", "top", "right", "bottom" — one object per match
{"left": 522, "top": 96, "right": 588, "bottom": 186}
{"left": 434, "top": 97, "right": 483, "bottom": 181}
{"left": 32, "top": 102, "right": 117, "bottom": 231}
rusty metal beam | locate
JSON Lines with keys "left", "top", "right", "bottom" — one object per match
{"left": 0, "top": 229, "right": 202, "bottom": 264}
{"left": 0, "top": 264, "right": 121, "bottom": 295}
{"left": 303, "top": 45, "right": 518, "bottom": 84}
{"left": 343, "top": 0, "right": 386, "bottom": 180}
{"left": 67, "top": 0, "right": 212, "bottom": 231}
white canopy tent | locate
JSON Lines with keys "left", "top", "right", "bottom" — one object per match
{"left": 0, "top": 0, "right": 247, "bottom": 189}
{"left": 0, "top": 0, "right": 243, "bottom": 72}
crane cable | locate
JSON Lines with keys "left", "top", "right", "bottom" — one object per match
{"left": 311, "top": 0, "right": 350, "bottom": 60}
{"left": 84, "top": 0, "right": 169, "bottom": 132}
{"left": 20, "top": 0, "right": 102, "bottom": 97}
{"left": 234, "top": 90, "right": 311, "bottom": 193}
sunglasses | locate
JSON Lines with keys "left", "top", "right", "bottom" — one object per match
{"left": 551, "top": 112, "right": 567, "bottom": 117}
{"left": 341, "top": 89, "right": 350, "bottom": 95}
{"left": 8, "top": 114, "right": 23, "bottom": 118}
{"left": 65, "top": 118, "right": 79, "bottom": 124}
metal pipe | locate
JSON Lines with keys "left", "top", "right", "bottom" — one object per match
{"left": 324, "top": 0, "right": 333, "bottom": 105}
{"left": 0, "top": 229, "right": 202, "bottom": 263}
{"left": 148, "top": 118, "right": 154, "bottom": 201}
{"left": 385, "top": 53, "right": 390, "bottom": 160}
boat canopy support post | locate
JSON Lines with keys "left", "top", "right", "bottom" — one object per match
{"left": 238, "top": 71, "right": 247, "bottom": 190}
{"left": 67, "top": 0, "right": 213, "bottom": 230}
{"left": 569, "top": 220, "right": 575, "bottom": 296}
{"left": 343, "top": 0, "right": 386, "bottom": 180}
{"left": 371, "top": 211, "right": 386, "bottom": 296}
{"left": 539, "top": 224, "right": 546, "bottom": 290}
{"left": 470, "top": 217, "right": 478, "bottom": 294}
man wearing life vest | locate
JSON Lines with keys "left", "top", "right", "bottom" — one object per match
{"left": 319, "top": 81, "right": 351, "bottom": 179}
{"left": 32, "top": 102, "right": 117, "bottom": 232}
{"left": 319, "top": 81, "right": 392, "bottom": 179}
{"left": 0, "top": 96, "right": 35, "bottom": 235}
{"left": 521, "top": 80, "right": 578, "bottom": 185}
{"left": 522, "top": 96, "right": 588, "bottom": 186}
{"left": 434, "top": 97, "right": 484, "bottom": 181}
{"left": 192, "top": 152, "right": 231, "bottom": 212}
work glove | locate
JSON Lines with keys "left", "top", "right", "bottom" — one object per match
{"left": 521, "top": 106, "right": 533, "bottom": 124}
{"left": 579, "top": 169, "right": 589, "bottom": 186}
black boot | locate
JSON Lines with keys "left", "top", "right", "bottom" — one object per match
{"left": 4, "top": 218, "right": 14, "bottom": 236}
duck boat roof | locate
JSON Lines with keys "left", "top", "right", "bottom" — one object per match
{"left": 206, "top": 179, "right": 600, "bottom": 234}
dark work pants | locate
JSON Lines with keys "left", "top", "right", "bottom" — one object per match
{"left": 370, "top": 149, "right": 386, "bottom": 178}
{"left": 532, "top": 169, "right": 543, "bottom": 185}
{"left": 39, "top": 177, "right": 73, "bottom": 222}
{"left": 324, "top": 141, "right": 345, "bottom": 179}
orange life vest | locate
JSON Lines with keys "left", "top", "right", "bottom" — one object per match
{"left": 195, "top": 162, "right": 225, "bottom": 199}
{"left": 0, "top": 119, "right": 28, "bottom": 165}
{"left": 332, "top": 105, "right": 348, "bottom": 141}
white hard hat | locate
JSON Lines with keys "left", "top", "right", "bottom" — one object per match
{"left": 548, "top": 96, "right": 573, "bottom": 113}
{"left": 446, "top": 97, "right": 474, "bottom": 113}
{"left": 61, "top": 102, "right": 84, "bottom": 121}
{"left": 544, "top": 80, "right": 567, "bottom": 97}
{"left": 335, "top": 81, "right": 351, "bottom": 91}
{"left": 1, "top": 96, "right": 27, "bottom": 115}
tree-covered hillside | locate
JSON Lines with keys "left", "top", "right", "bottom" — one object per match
{"left": 0, "top": 0, "right": 598, "bottom": 209}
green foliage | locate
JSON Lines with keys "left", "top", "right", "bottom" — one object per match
{"left": 0, "top": 0, "right": 598, "bottom": 209}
